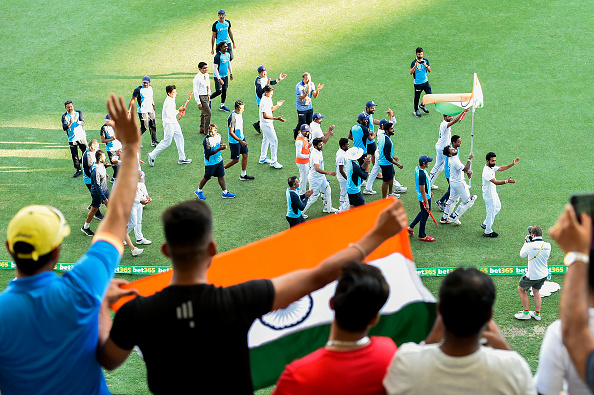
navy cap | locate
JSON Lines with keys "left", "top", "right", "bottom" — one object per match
{"left": 312, "top": 112, "right": 324, "bottom": 121}
{"left": 300, "top": 124, "right": 310, "bottom": 132}
{"left": 218, "top": 9, "right": 225, "bottom": 14}
{"left": 142, "top": 75, "right": 151, "bottom": 83}
{"left": 357, "top": 112, "right": 369, "bottom": 121}
{"left": 419, "top": 155, "right": 434, "bottom": 165}
{"left": 257, "top": 66, "right": 267, "bottom": 73}
{"left": 379, "top": 118, "right": 388, "bottom": 129}
{"left": 366, "top": 100, "right": 377, "bottom": 108}
{"left": 103, "top": 114, "right": 111, "bottom": 121}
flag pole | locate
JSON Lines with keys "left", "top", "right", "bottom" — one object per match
{"left": 469, "top": 106, "right": 475, "bottom": 187}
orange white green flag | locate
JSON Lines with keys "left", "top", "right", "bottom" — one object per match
{"left": 422, "top": 73, "right": 484, "bottom": 115}
{"left": 112, "top": 199, "right": 436, "bottom": 390}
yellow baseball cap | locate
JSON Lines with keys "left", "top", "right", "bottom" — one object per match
{"left": 7, "top": 205, "right": 71, "bottom": 261}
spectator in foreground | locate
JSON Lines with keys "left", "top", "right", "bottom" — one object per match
{"left": 0, "top": 94, "right": 140, "bottom": 394}
{"left": 273, "top": 261, "right": 397, "bottom": 395}
{"left": 383, "top": 267, "right": 535, "bottom": 394}
{"left": 97, "top": 199, "right": 407, "bottom": 394}
{"left": 549, "top": 205, "right": 593, "bottom": 392}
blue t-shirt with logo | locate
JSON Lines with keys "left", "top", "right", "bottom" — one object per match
{"left": 411, "top": 58, "right": 430, "bottom": 85}
{"left": 351, "top": 125, "right": 370, "bottom": 151}
{"left": 214, "top": 52, "right": 231, "bottom": 78}
{"left": 212, "top": 19, "right": 231, "bottom": 44}
{"left": 378, "top": 134, "right": 393, "bottom": 166}
{"left": 203, "top": 134, "right": 223, "bottom": 166}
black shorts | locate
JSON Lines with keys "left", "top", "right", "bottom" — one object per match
{"left": 519, "top": 275, "right": 546, "bottom": 291}
{"left": 366, "top": 142, "right": 377, "bottom": 155}
{"left": 286, "top": 215, "right": 305, "bottom": 228}
{"left": 204, "top": 161, "right": 225, "bottom": 180}
{"left": 90, "top": 191, "right": 108, "bottom": 208}
{"left": 381, "top": 164, "right": 395, "bottom": 181}
{"left": 348, "top": 192, "right": 365, "bottom": 207}
{"left": 230, "top": 141, "right": 248, "bottom": 160}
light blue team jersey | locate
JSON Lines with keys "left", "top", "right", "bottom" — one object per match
{"left": 203, "top": 134, "right": 223, "bottom": 166}
{"left": 346, "top": 160, "right": 363, "bottom": 194}
{"left": 295, "top": 81, "right": 314, "bottom": 111}
{"left": 215, "top": 52, "right": 231, "bottom": 78}
{"left": 82, "top": 149, "right": 96, "bottom": 185}
{"left": 227, "top": 112, "right": 244, "bottom": 144}
{"left": 412, "top": 58, "right": 430, "bottom": 85}
{"left": 63, "top": 112, "right": 83, "bottom": 143}
{"left": 377, "top": 134, "right": 393, "bottom": 166}
{"left": 286, "top": 188, "right": 301, "bottom": 218}
{"left": 136, "top": 86, "right": 154, "bottom": 114}
{"left": 415, "top": 166, "right": 432, "bottom": 202}
{"left": 213, "top": 19, "right": 231, "bottom": 44}
{"left": 351, "top": 125, "right": 366, "bottom": 150}
{"left": 368, "top": 113, "right": 375, "bottom": 135}
{"left": 101, "top": 124, "right": 121, "bottom": 152}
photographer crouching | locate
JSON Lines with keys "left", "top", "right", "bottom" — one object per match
{"left": 515, "top": 226, "right": 552, "bottom": 321}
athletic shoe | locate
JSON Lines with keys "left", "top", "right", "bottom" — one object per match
{"left": 81, "top": 227, "right": 94, "bottom": 237}
{"left": 94, "top": 212, "right": 104, "bottom": 221}
{"left": 123, "top": 240, "right": 127, "bottom": 246}
{"left": 483, "top": 232, "right": 499, "bottom": 238}
{"left": 253, "top": 122, "right": 261, "bottom": 134}
{"left": 222, "top": 191, "right": 236, "bottom": 199}
{"left": 394, "top": 186, "right": 408, "bottom": 193}
{"left": 407, "top": 227, "right": 414, "bottom": 236}
{"left": 437, "top": 200, "right": 446, "bottom": 212}
{"left": 140, "top": 144, "right": 143, "bottom": 148}
{"left": 530, "top": 311, "right": 542, "bottom": 321}
{"left": 131, "top": 247, "right": 144, "bottom": 257}
{"left": 431, "top": 184, "right": 439, "bottom": 190}
{"left": 136, "top": 238, "right": 152, "bottom": 245}
{"left": 440, "top": 216, "right": 449, "bottom": 224}
{"left": 178, "top": 158, "right": 193, "bottom": 165}
{"left": 195, "top": 190, "right": 206, "bottom": 200}
{"left": 515, "top": 311, "right": 531, "bottom": 320}
{"left": 419, "top": 236, "right": 436, "bottom": 242}
{"left": 270, "top": 161, "right": 283, "bottom": 169}
{"left": 361, "top": 181, "right": 367, "bottom": 188}
{"left": 147, "top": 153, "right": 155, "bottom": 167}
{"left": 388, "top": 193, "right": 401, "bottom": 198}
{"left": 323, "top": 207, "right": 339, "bottom": 214}
{"left": 239, "top": 175, "right": 255, "bottom": 181}
{"left": 302, "top": 214, "right": 308, "bottom": 219}
{"left": 259, "top": 158, "right": 272, "bottom": 164}
{"left": 419, "top": 104, "right": 429, "bottom": 114}
{"left": 481, "top": 223, "right": 487, "bottom": 230}
{"left": 220, "top": 105, "right": 231, "bottom": 112}
{"left": 151, "top": 141, "right": 160, "bottom": 147}
{"left": 414, "top": 110, "right": 421, "bottom": 118}
{"left": 110, "top": 178, "right": 116, "bottom": 184}
{"left": 363, "top": 189, "right": 377, "bottom": 195}
{"left": 73, "top": 170, "right": 83, "bottom": 178}
{"left": 447, "top": 216, "right": 462, "bottom": 225}
{"left": 87, "top": 205, "right": 92, "bottom": 210}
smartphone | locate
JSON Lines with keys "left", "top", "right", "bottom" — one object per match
{"left": 570, "top": 193, "right": 594, "bottom": 256}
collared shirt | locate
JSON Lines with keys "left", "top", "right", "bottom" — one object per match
{"left": 309, "top": 148, "right": 325, "bottom": 182}
{"left": 482, "top": 165, "right": 500, "bottom": 199}
{"left": 193, "top": 72, "right": 211, "bottom": 98}
{"left": 520, "top": 237, "right": 551, "bottom": 280}
{"left": 296, "top": 80, "right": 316, "bottom": 111}
{"left": 335, "top": 149, "right": 347, "bottom": 182}
{"left": 436, "top": 120, "right": 451, "bottom": 149}
{"left": 259, "top": 95, "right": 273, "bottom": 126}
{"left": 162, "top": 95, "right": 179, "bottom": 125}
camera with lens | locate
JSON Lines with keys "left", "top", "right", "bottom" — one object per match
{"left": 525, "top": 226, "right": 533, "bottom": 242}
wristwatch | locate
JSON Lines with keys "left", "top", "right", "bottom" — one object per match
{"left": 563, "top": 251, "right": 590, "bottom": 266}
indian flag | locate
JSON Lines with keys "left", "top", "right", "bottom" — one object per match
{"left": 112, "top": 199, "right": 436, "bottom": 390}
{"left": 422, "top": 73, "right": 484, "bottom": 115}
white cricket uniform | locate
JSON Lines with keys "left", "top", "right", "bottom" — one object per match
{"left": 127, "top": 183, "right": 145, "bottom": 242}
{"left": 336, "top": 148, "right": 349, "bottom": 212}
{"left": 302, "top": 148, "right": 333, "bottom": 214}
{"left": 444, "top": 155, "right": 475, "bottom": 219}
{"left": 482, "top": 165, "right": 501, "bottom": 234}
{"left": 259, "top": 95, "right": 278, "bottom": 163}
{"left": 151, "top": 95, "right": 187, "bottom": 161}
{"left": 295, "top": 135, "right": 310, "bottom": 191}
{"left": 429, "top": 120, "right": 452, "bottom": 184}
{"left": 308, "top": 121, "right": 324, "bottom": 142}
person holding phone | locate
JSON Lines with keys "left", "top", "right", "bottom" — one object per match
{"left": 410, "top": 47, "right": 431, "bottom": 118}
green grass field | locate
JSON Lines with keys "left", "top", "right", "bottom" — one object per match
{"left": 1, "top": 0, "right": 593, "bottom": 393}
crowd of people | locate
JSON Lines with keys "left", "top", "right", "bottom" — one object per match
{"left": 5, "top": 9, "right": 592, "bottom": 395}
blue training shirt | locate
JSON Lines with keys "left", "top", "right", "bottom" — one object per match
{"left": 411, "top": 57, "right": 430, "bottom": 85}
{"left": 214, "top": 52, "right": 231, "bottom": 78}
{"left": 0, "top": 239, "right": 121, "bottom": 395}
{"left": 415, "top": 166, "right": 431, "bottom": 202}
{"left": 286, "top": 188, "right": 308, "bottom": 218}
{"left": 203, "top": 134, "right": 223, "bottom": 166}
{"left": 377, "top": 134, "right": 393, "bottom": 166}
{"left": 346, "top": 160, "right": 368, "bottom": 194}
{"left": 351, "top": 124, "right": 370, "bottom": 151}
{"left": 212, "top": 19, "right": 231, "bottom": 44}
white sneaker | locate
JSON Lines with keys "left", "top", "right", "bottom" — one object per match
{"left": 530, "top": 311, "right": 542, "bottom": 321}
{"left": 388, "top": 193, "right": 401, "bottom": 198}
{"left": 431, "top": 184, "right": 439, "bottom": 190}
{"left": 136, "top": 238, "right": 152, "bottom": 245}
{"left": 515, "top": 311, "right": 531, "bottom": 320}
{"left": 131, "top": 247, "right": 144, "bottom": 257}
{"left": 394, "top": 186, "right": 408, "bottom": 193}
{"left": 323, "top": 207, "right": 339, "bottom": 214}
{"left": 361, "top": 181, "right": 367, "bottom": 188}
{"left": 147, "top": 153, "right": 155, "bottom": 167}
{"left": 178, "top": 158, "right": 192, "bottom": 165}
{"left": 270, "top": 161, "right": 283, "bottom": 169}
{"left": 302, "top": 214, "right": 308, "bottom": 219}
{"left": 446, "top": 215, "right": 461, "bottom": 225}
{"left": 363, "top": 189, "right": 377, "bottom": 195}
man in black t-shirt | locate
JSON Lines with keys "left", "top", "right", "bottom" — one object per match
{"left": 97, "top": 199, "right": 407, "bottom": 394}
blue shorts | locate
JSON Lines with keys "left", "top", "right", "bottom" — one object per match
{"left": 90, "top": 190, "right": 109, "bottom": 208}
{"left": 348, "top": 192, "right": 365, "bottom": 207}
{"left": 204, "top": 161, "right": 225, "bottom": 180}
{"left": 381, "top": 164, "right": 395, "bottom": 181}
{"left": 230, "top": 141, "right": 248, "bottom": 160}
{"left": 366, "top": 142, "right": 377, "bottom": 155}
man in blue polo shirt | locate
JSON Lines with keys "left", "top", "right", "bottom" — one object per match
{"left": 294, "top": 72, "right": 324, "bottom": 139}
{"left": 129, "top": 76, "right": 159, "bottom": 147}
{"left": 212, "top": 42, "right": 233, "bottom": 112}
{"left": 211, "top": 10, "right": 236, "bottom": 60}
{"left": 0, "top": 94, "right": 140, "bottom": 395}
{"left": 408, "top": 155, "right": 436, "bottom": 242}
{"left": 345, "top": 147, "right": 370, "bottom": 208}
{"left": 194, "top": 124, "right": 236, "bottom": 200}
{"left": 410, "top": 47, "right": 432, "bottom": 118}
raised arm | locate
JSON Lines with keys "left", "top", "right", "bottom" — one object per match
{"left": 498, "top": 157, "right": 520, "bottom": 172}
{"left": 447, "top": 110, "right": 467, "bottom": 128}
{"left": 271, "top": 199, "right": 407, "bottom": 310}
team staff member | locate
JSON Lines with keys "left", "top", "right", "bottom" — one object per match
{"left": 481, "top": 152, "right": 519, "bottom": 238}
{"left": 408, "top": 155, "right": 435, "bottom": 242}
{"left": 194, "top": 124, "right": 236, "bottom": 200}
{"left": 295, "top": 124, "right": 311, "bottom": 191}
{"left": 193, "top": 62, "right": 211, "bottom": 135}
{"left": 410, "top": 47, "right": 431, "bottom": 118}
{"left": 345, "top": 147, "right": 370, "bottom": 208}
{"left": 286, "top": 176, "right": 313, "bottom": 227}
{"left": 129, "top": 76, "right": 159, "bottom": 147}
{"left": 253, "top": 66, "right": 286, "bottom": 133}
{"left": 211, "top": 10, "right": 236, "bottom": 60}
{"left": 61, "top": 100, "right": 88, "bottom": 178}
{"left": 224, "top": 101, "right": 254, "bottom": 181}
{"left": 294, "top": 72, "right": 323, "bottom": 139}
{"left": 211, "top": 42, "right": 233, "bottom": 112}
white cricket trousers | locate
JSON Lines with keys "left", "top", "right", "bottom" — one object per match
{"left": 445, "top": 181, "right": 475, "bottom": 219}
{"left": 152, "top": 122, "right": 186, "bottom": 160}
{"left": 483, "top": 195, "right": 501, "bottom": 233}
{"left": 429, "top": 147, "right": 446, "bottom": 185}
{"left": 127, "top": 203, "right": 144, "bottom": 241}
{"left": 303, "top": 177, "right": 332, "bottom": 214}
{"left": 365, "top": 149, "right": 381, "bottom": 191}
{"left": 338, "top": 178, "right": 349, "bottom": 212}
{"left": 259, "top": 122, "right": 278, "bottom": 163}
{"left": 297, "top": 163, "right": 309, "bottom": 191}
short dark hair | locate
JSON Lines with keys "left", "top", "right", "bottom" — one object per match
{"left": 339, "top": 138, "right": 349, "bottom": 149}
{"left": 234, "top": 100, "right": 244, "bottom": 109}
{"left": 416, "top": 47, "right": 423, "bottom": 54}
{"left": 438, "top": 267, "right": 495, "bottom": 337}
{"left": 95, "top": 149, "right": 104, "bottom": 162}
{"left": 216, "top": 42, "right": 227, "bottom": 52}
{"left": 64, "top": 100, "right": 72, "bottom": 107}
{"left": 334, "top": 261, "right": 390, "bottom": 332}
{"left": 162, "top": 200, "right": 213, "bottom": 262}
{"left": 166, "top": 85, "right": 176, "bottom": 95}
{"left": 302, "top": 72, "right": 310, "bottom": 79}
{"left": 442, "top": 146, "right": 452, "bottom": 157}
{"left": 451, "top": 135, "right": 460, "bottom": 144}
{"left": 312, "top": 138, "right": 323, "bottom": 148}
{"left": 384, "top": 122, "right": 394, "bottom": 131}
{"left": 486, "top": 152, "right": 496, "bottom": 162}
{"left": 264, "top": 84, "right": 274, "bottom": 92}
{"left": 198, "top": 62, "right": 207, "bottom": 69}
{"left": 11, "top": 242, "right": 54, "bottom": 275}
{"left": 531, "top": 226, "right": 543, "bottom": 237}
{"left": 288, "top": 176, "right": 298, "bottom": 187}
